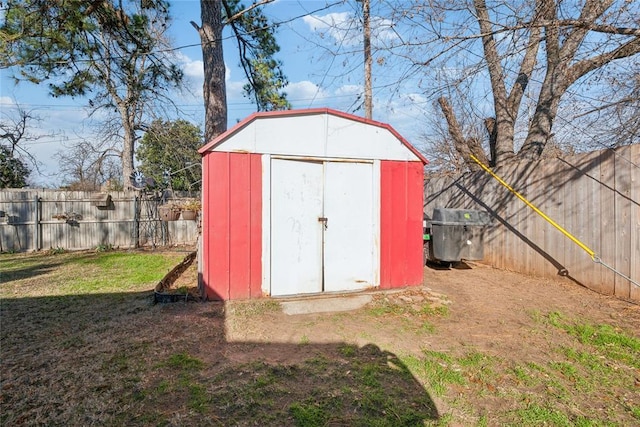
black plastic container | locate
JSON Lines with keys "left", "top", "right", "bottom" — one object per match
{"left": 427, "top": 208, "right": 491, "bottom": 263}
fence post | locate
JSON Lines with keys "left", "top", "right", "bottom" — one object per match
{"left": 134, "top": 195, "right": 140, "bottom": 248}
{"left": 34, "top": 195, "right": 41, "bottom": 251}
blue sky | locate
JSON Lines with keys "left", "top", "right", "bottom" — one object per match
{"left": 0, "top": 0, "right": 431, "bottom": 186}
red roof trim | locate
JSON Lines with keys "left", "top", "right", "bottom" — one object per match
{"left": 198, "top": 107, "right": 428, "bottom": 165}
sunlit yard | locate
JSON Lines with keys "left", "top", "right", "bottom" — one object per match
{"left": 1, "top": 250, "right": 639, "bottom": 425}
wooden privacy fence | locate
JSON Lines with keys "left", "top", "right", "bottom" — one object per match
{"left": 0, "top": 190, "right": 198, "bottom": 252}
{"left": 425, "top": 144, "right": 639, "bottom": 302}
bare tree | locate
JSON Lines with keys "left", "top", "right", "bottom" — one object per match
{"left": 440, "top": 0, "right": 637, "bottom": 165}
{"left": 517, "top": 0, "right": 639, "bottom": 159}
{"left": 304, "top": 0, "right": 640, "bottom": 167}
{"left": 0, "top": 106, "right": 49, "bottom": 176}
{"left": 574, "top": 58, "right": 640, "bottom": 149}
{"left": 56, "top": 138, "right": 122, "bottom": 191}
{"left": 2, "top": 0, "right": 184, "bottom": 188}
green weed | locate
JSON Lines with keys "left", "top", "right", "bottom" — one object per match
{"left": 186, "top": 382, "right": 209, "bottom": 413}
{"left": 165, "top": 353, "right": 204, "bottom": 371}
{"left": 549, "top": 314, "right": 639, "bottom": 369}
{"left": 339, "top": 343, "right": 357, "bottom": 357}
{"left": 403, "top": 350, "right": 466, "bottom": 396}
{"left": 154, "top": 380, "right": 170, "bottom": 394}
{"left": 358, "top": 362, "right": 381, "bottom": 387}
{"left": 511, "top": 404, "right": 573, "bottom": 426}
{"left": 421, "top": 304, "right": 450, "bottom": 317}
{"left": 545, "top": 311, "right": 564, "bottom": 327}
{"left": 367, "top": 299, "right": 407, "bottom": 317}
{"left": 289, "top": 403, "right": 328, "bottom": 427}
{"left": 512, "top": 365, "right": 533, "bottom": 384}
{"left": 95, "top": 243, "right": 114, "bottom": 252}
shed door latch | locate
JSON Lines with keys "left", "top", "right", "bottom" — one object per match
{"left": 318, "top": 217, "right": 328, "bottom": 230}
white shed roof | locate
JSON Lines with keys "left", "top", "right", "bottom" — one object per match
{"left": 199, "top": 108, "right": 428, "bottom": 164}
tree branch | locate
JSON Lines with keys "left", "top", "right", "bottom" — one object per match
{"left": 558, "top": 0, "right": 614, "bottom": 63}
{"left": 437, "top": 96, "right": 488, "bottom": 170}
{"left": 224, "top": 0, "right": 275, "bottom": 24}
{"left": 567, "top": 37, "right": 640, "bottom": 84}
{"left": 543, "top": 0, "right": 560, "bottom": 64}
{"left": 473, "top": 0, "right": 507, "bottom": 102}
{"left": 506, "top": 0, "right": 542, "bottom": 116}
{"left": 539, "top": 20, "right": 640, "bottom": 37}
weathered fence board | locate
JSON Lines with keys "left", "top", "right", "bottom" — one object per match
{"left": 629, "top": 146, "right": 640, "bottom": 301}
{"left": 0, "top": 190, "right": 198, "bottom": 252}
{"left": 425, "top": 144, "right": 640, "bottom": 301}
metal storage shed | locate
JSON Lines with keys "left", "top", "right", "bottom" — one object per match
{"left": 198, "top": 108, "right": 428, "bottom": 300}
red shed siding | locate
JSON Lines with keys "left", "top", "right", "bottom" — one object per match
{"left": 201, "top": 152, "right": 262, "bottom": 300}
{"left": 380, "top": 161, "right": 424, "bottom": 288}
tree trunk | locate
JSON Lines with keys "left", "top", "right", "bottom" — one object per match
{"left": 484, "top": 117, "right": 497, "bottom": 166}
{"left": 492, "top": 108, "right": 516, "bottom": 164}
{"left": 519, "top": 71, "right": 564, "bottom": 159}
{"left": 474, "top": 0, "right": 517, "bottom": 165}
{"left": 121, "top": 120, "right": 136, "bottom": 190}
{"left": 438, "top": 97, "right": 488, "bottom": 171}
{"left": 519, "top": 0, "right": 640, "bottom": 159}
{"left": 362, "top": 0, "right": 372, "bottom": 119}
{"left": 198, "top": 0, "right": 227, "bottom": 144}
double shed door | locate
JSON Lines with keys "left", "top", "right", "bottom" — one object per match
{"left": 270, "top": 158, "right": 375, "bottom": 296}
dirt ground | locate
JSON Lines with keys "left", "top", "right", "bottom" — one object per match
{"left": 2, "top": 251, "right": 639, "bottom": 425}
{"left": 215, "top": 260, "right": 640, "bottom": 357}
{"left": 223, "top": 260, "right": 640, "bottom": 420}
{"left": 170, "top": 257, "right": 640, "bottom": 420}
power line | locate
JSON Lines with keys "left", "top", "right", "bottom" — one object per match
{"left": 3, "top": 1, "right": 345, "bottom": 68}
{"left": 0, "top": 89, "right": 376, "bottom": 111}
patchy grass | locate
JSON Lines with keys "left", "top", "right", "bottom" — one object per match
{"left": 395, "top": 310, "right": 640, "bottom": 425}
{"left": 1, "top": 250, "right": 183, "bottom": 296}
{"left": 143, "top": 346, "right": 438, "bottom": 425}
{"left": 366, "top": 291, "right": 450, "bottom": 335}
{"left": 1, "top": 251, "right": 639, "bottom": 426}
{"left": 478, "top": 311, "right": 639, "bottom": 425}
{"left": 404, "top": 350, "right": 467, "bottom": 396}
{"left": 1, "top": 250, "right": 440, "bottom": 426}
{"left": 227, "top": 298, "right": 282, "bottom": 317}
{"left": 164, "top": 352, "right": 205, "bottom": 371}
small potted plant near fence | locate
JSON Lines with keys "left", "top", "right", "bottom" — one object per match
{"left": 180, "top": 199, "right": 201, "bottom": 220}
{"left": 158, "top": 202, "right": 181, "bottom": 221}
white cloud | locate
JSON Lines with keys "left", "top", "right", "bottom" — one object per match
{"left": 370, "top": 17, "right": 400, "bottom": 47}
{"left": 174, "top": 51, "right": 204, "bottom": 79}
{"left": 302, "top": 12, "right": 360, "bottom": 47}
{"left": 302, "top": 12, "right": 351, "bottom": 32}
{"left": 175, "top": 50, "right": 243, "bottom": 103}
{"left": 302, "top": 12, "right": 399, "bottom": 48}
{"left": 226, "top": 80, "right": 246, "bottom": 101}
{"left": 183, "top": 59, "right": 204, "bottom": 79}
{"left": 335, "top": 84, "right": 361, "bottom": 96}
{"left": 0, "top": 96, "right": 15, "bottom": 106}
{"left": 285, "top": 80, "right": 328, "bottom": 105}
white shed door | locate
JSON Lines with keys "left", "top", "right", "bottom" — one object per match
{"left": 271, "top": 159, "right": 324, "bottom": 296}
{"left": 270, "top": 159, "right": 374, "bottom": 296}
{"left": 323, "top": 161, "right": 374, "bottom": 291}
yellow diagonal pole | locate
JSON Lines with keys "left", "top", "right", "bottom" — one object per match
{"left": 469, "top": 154, "right": 596, "bottom": 258}
{"left": 468, "top": 154, "right": 638, "bottom": 288}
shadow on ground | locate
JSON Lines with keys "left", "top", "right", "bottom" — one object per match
{"left": 426, "top": 260, "right": 473, "bottom": 270}
{"left": 1, "top": 289, "right": 439, "bottom": 425}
